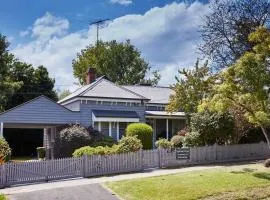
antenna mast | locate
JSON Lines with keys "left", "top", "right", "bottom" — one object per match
{"left": 90, "top": 19, "right": 110, "bottom": 43}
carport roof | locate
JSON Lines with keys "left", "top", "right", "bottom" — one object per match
{"left": 0, "top": 96, "right": 80, "bottom": 128}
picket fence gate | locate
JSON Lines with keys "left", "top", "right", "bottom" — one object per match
{"left": 0, "top": 142, "right": 269, "bottom": 188}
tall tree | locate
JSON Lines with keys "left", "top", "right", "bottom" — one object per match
{"left": 72, "top": 40, "right": 160, "bottom": 85}
{"left": 0, "top": 34, "right": 21, "bottom": 111}
{"left": 167, "top": 60, "right": 215, "bottom": 114}
{"left": 200, "top": 0, "right": 270, "bottom": 68}
{"left": 199, "top": 27, "right": 270, "bottom": 149}
{"left": 5, "top": 64, "right": 57, "bottom": 110}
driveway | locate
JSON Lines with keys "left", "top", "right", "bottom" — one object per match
{"left": 7, "top": 184, "right": 119, "bottom": 200}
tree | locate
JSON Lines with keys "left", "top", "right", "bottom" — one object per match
{"left": 200, "top": 0, "right": 270, "bottom": 68}
{"left": 72, "top": 40, "right": 160, "bottom": 85}
{"left": 189, "top": 111, "right": 235, "bottom": 145}
{"left": 167, "top": 60, "right": 215, "bottom": 114}
{"left": 58, "top": 89, "right": 71, "bottom": 100}
{"left": 199, "top": 27, "right": 270, "bottom": 149}
{"left": 0, "top": 34, "right": 21, "bottom": 111}
{"left": 5, "top": 64, "right": 57, "bottom": 110}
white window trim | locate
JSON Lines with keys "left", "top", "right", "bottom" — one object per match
{"left": 92, "top": 113, "right": 139, "bottom": 122}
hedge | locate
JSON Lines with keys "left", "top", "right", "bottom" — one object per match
{"left": 126, "top": 123, "right": 153, "bottom": 149}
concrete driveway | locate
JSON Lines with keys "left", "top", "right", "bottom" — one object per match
{"left": 7, "top": 184, "right": 119, "bottom": 200}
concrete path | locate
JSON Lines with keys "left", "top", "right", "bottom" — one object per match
{"left": 8, "top": 184, "right": 119, "bottom": 200}
{"left": 1, "top": 161, "right": 261, "bottom": 200}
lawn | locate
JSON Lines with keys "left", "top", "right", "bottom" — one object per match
{"left": 10, "top": 156, "right": 35, "bottom": 162}
{"left": 106, "top": 164, "right": 270, "bottom": 200}
{"left": 0, "top": 194, "right": 7, "bottom": 200}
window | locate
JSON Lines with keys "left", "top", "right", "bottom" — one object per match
{"left": 101, "top": 122, "right": 109, "bottom": 136}
{"left": 93, "top": 122, "right": 99, "bottom": 130}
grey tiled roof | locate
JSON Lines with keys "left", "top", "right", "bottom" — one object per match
{"left": 123, "top": 85, "right": 174, "bottom": 104}
{"left": 58, "top": 77, "right": 148, "bottom": 104}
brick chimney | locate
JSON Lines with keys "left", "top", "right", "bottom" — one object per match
{"left": 86, "top": 67, "right": 96, "bottom": 84}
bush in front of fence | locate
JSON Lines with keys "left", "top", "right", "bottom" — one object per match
{"left": 171, "top": 135, "right": 185, "bottom": 148}
{"left": 73, "top": 145, "right": 117, "bottom": 157}
{"left": 182, "top": 132, "right": 202, "bottom": 147}
{"left": 73, "top": 136, "right": 142, "bottom": 157}
{"left": 155, "top": 138, "right": 172, "bottom": 149}
{"left": 0, "top": 138, "right": 11, "bottom": 163}
{"left": 87, "top": 126, "right": 116, "bottom": 147}
{"left": 55, "top": 125, "right": 92, "bottom": 158}
{"left": 116, "top": 136, "right": 143, "bottom": 153}
{"left": 126, "top": 123, "right": 153, "bottom": 149}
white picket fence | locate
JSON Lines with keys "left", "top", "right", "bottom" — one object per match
{"left": 0, "top": 142, "right": 269, "bottom": 188}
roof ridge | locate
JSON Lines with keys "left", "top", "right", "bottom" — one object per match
{"left": 0, "top": 95, "right": 77, "bottom": 116}
{"left": 79, "top": 76, "right": 105, "bottom": 96}
{"left": 109, "top": 80, "right": 149, "bottom": 100}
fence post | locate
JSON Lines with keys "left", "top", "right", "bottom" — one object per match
{"left": 45, "top": 160, "right": 49, "bottom": 182}
{"left": 214, "top": 143, "right": 217, "bottom": 161}
{"left": 1, "top": 164, "right": 7, "bottom": 188}
{"left": 82, "top": 155, "right": 87, "bottom": 178}
{"left": 158, "top": 149, "right": 161, "bottom": 168}
{"left": 140, "top": 150, "right": 144, "bottom": 171}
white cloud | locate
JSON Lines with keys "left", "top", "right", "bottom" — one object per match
{"left": 19, "top": 29, "right": 30, "bottom": 37}
{"left": 31, "top": 12, "right": 69, "bottom": 41}
{"left": 12, "top": 2, "right": 209, "bottom": 92}
{"left": 110, "top": 0, "right": 132, "bottom": 5}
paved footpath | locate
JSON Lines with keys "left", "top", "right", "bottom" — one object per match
{"left": 1, "top": 161, "right": 260, "bottom": 200}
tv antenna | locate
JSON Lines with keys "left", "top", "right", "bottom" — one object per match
{"left": 90, "top": 19, "right": 110, "bottom": 43}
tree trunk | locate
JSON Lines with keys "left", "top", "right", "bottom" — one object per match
{"left": 260, "top": 126, "right": 270, "bottom": 150}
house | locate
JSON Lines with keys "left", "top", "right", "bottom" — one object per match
{"left": 0, "top": 68, "right": 185, "bottom": 158}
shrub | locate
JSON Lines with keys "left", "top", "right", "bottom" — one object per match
{"left": 171, "top": 135, "right": 184, "bottom": 148}
{"left": 73, "top": 146, "right": 96, "bottom": 157}
{"left": 0, "top": 138, "right": 11, "bottom": 163}
{"left": 73, "top": 146, "right": 117, "bottom": 157}
{"left": 177, "top": 129, "right": 188, "bottom": 136}
{"left": 87, "top": 126, "right": 116, "bottom": 147}
{"left": 155, "top": 138, "right": 172, "bottom": 149}
{"left": 190, "top": 111, "right": 234, "bottom": 145}
{"left": 55, "top": 125, "right": 91, "bottom": 158}
{"left": 116, "top": 136, "right": 143, "bottom": 153}
{"left": 126, "top": 123, "right": 153, "bottom": 149}
{"left": 92, "top": 136, "right": 115, "bottom": 147}
{"left": 36, "top": 147, "right": 46, "bottom": 160}
{"left": 183, "top": 132, "right": 202, "bottom": 147}
{"left": 264, "top": 158, "right": 270, "bottom": 168}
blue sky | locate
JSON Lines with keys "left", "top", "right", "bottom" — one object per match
{"left": 1, "top": 0, "right": 210, "bottom": 91}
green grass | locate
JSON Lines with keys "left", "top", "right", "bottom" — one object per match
{"left": 106, "top": 164, "right": 270, "bottom": 200}
{"left": 10, "top": 156, "right": 35, "bottom": 162}
{"left": 0, "top": 194, "right": 7, "bottom": 200}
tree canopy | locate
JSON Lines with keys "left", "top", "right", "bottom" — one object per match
{"left": 72, "top": 40, "right": 160, "bottom": 85}
{"left": 199, "top": 27, "right": 270, "bottom": 148}
{"left": 0, "top": 34, "right": 22, "bottom": 111}
{"left": 200, "top": 0, "right": 270, "bottom": 68}
{"left": 0, "top": 33, "right": 57, "bottom": 111}
{"left": 166, "top": 60, "right": 215, "bottom": 114}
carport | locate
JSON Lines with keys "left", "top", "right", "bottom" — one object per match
{"left": 0, "top": 96, "right": 80, "bottom": 159}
